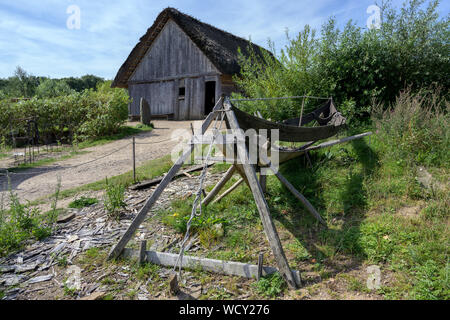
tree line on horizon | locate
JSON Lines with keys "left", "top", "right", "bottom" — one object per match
{"left": 0, "top": 66, "right": 106, "bottom": 99}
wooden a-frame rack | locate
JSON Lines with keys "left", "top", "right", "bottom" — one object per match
{"left": 107, "top": 96, "right": 372, "bottom": 289}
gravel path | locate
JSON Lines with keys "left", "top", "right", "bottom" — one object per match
{"left": 0, "top": 120, "right": 201, "bottom": 203}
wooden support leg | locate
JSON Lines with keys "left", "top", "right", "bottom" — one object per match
{"left": 234, "top": 164, "right": 251, "bottom": 187}
{"left": 259, "top": 153, "right": 326, "bottom": 226}
{"left": 224, "top": 99, "right": 299, "bottom": 289}
{"left": 212, "top": 178, "right": 244, "bottom": 204}
{"left": 202, "top": 165, "right": 236, "bottom": 206}
{"left": 108, "top": 98, "right": 224, "bottom": 260}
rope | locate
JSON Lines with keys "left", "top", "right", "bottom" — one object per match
{"left": 173, "top": 110, "right": 225, "bottom": 279}
{"left": 1, "top": 128, "right": 193, "bottom": 177}
{"left": 0, "top": 142, "right": 132, "bottom": 176}
{"left": 230, "top": 95, "right": 330, "bottom": 102}
{"left": 134, "top": 133, "right": 186, "bottom": 145}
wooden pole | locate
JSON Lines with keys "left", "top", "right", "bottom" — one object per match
{"left": 202, "top": 165, "right": 236, "bottom": 206}
{"left": 258, "top": 151, "right": 326, "bottom": 226}
{"left": 212, "top": 178, "right": 244, "bottom": 204}
{"left": 298, "top": 96, "right": 306, "bottom": 127}
{"left": 132, "top": 137, "right": 136, "bottom": 183}
{"left": 224, "top": 98, "right": 299, "bottom": 289}
{"left": 257, "top": 253, "right": 264, "bottom": 281}
{"left": 107, "top": 97, "right": 224, "bottom": 260}
{"left": 139, "top": 240, "right": 147, "bottom": 264}
{"left": 259, "top": 172, "right": 267, "bottom": 194}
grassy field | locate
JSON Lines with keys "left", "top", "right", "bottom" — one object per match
{"left": 75, "top": 123, "right": 153, "bottom": 149}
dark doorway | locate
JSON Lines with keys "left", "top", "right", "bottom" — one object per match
{"left": 204, "top": 81, "right": 216, "bottom": 116}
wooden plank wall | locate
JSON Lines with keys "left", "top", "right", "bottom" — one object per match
{"left": 130, "top": 20, "right": 219, "bottom": 81}
{"left": 127, "top": 19, "right": 226, "bottom": 119}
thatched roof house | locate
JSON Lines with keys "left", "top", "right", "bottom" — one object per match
{"left": 112, "top": 7, "right": 270, "bottom": 120}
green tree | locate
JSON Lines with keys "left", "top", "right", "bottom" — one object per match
{"left": 36, "top": 79, "right": 74, "bottom": 98}
{"left": 63, "top": 75, "right": 105, "bottom": 92}
{"left": 6, "top": 66, "right": 40, "bottom": 98}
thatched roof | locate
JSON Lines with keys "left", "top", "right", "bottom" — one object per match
{"left": 112, "top": 7, "right": 271, "bottom": 88}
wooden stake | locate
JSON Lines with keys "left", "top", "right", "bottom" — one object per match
{"left": 257, "top": 254, "right": 264, "bottom": 281}
{"left": 169, "top": 273, "right": 180, "bottom": 295}
{"left": 132, "top": 137, "right": 136, "bottom": 183}
{"left": 259, "top": 171, "right": 267, "bottom": 194}
{"left": 139, "top": 240, "right": 147, "bottom": 264}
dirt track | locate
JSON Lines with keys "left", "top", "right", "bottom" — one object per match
{"left": 0, "top": 120, "right": 201, "bottom": 203}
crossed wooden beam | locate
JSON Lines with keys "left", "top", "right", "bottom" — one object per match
{"left": 107, "top": 96, "right": 372, "bottom": 289}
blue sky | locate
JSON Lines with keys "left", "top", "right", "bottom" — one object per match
{"left": 0, "top": 0, "right": 448, "bottom": 79}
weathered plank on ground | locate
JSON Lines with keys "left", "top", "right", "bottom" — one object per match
{"left": 122, "top": 249, "right": 302, "bottom": 286}
{"left": 130, "top": 164, "right": 214, "bottom": 191}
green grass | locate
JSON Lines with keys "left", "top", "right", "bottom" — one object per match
{"left": 7, "top": 150, "right": 88, "bottom": 173}
{"left": 156, "top": 120, "right": 449, "bottom": 299}
{"left": 1, "top": 190, "right": 60, "bottom": 257}
{"left": 39, "top": 154, "right": 175, "bottom": 202}
{"left": 253, "top": 273, "right": 287, "bottom": 298}
{"left": 76, "top": 124, "right": 153, "bottom": 149}
{"left": 69, "top": 197, "right": 98, "bottom": 209}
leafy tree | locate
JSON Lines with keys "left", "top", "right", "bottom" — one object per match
{"left": 63, "top": 75, "right": 104, "bottom": 92}
{"left": 0, "top": 79, "right": 8, "bottom": 92}
{"left": 6, "top": 66, "right": 40, "bottom": 98}
{"left": 36, "top": 79, "right": 74, "bottom": 98}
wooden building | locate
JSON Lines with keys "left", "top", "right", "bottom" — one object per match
{"left": 111, "top": 8, "right": 269, "bottom": 120}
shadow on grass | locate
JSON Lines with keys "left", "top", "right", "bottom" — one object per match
{"left": 271, "top": 134, "right": 380, "bottom": 284}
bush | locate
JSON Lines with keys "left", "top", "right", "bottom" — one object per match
{"left": 0, "top": 80, "right": 130, "bottom": 145}
{"left": 36, "top": 79, "right": 74, "bottom": 98}
{"left": 373, "top": 87, "right": 449, "bottom": 168}
{"left": 0, "top": 190, "right": 58, "bottom": 256}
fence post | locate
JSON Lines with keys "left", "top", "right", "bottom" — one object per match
{"left": 132, "top": 137, "right": 136, "bottom": 183}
